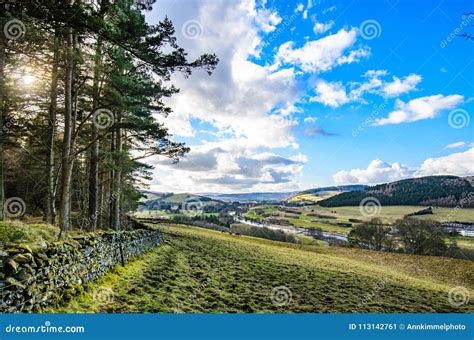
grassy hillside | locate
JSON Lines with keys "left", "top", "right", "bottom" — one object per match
{"left": 309, "top": 205, "right": 474, "bottom": 224}
{"left": 139, "top": 193, "right": 223, "bottom": 216}
{"left": 288, "top": 191, "right": 340, "bottom": 203}
{"left": 52, "top": 224, "right": 473, "bottom": 313}
{"left": 319, "top": 176, "right": 474, "bottom": 208}
{"left": 207, "top": 192, "right": 293, "bottom": 202}
{"left": 155, "top": 193, "right": 215, "bottom": 203}
{"left": 288, "top": 185, "right": 367, "bottom": 203}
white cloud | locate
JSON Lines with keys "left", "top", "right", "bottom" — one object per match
{"left": 313, "top": 20, "right": 334, "bottom": 34}
{"left": 444, "top": 141, "right": 466, "bottom": 149}
{"left": 381, "top": 74, "right": 422, "bottom": 98}
{"left": 278, "top": 103, "right": 302, "bottom": 116}
{"left": 151, "top": 140, "right": 308, "bottom": 192}
{"left": 333, "top": 159, "right": 414, "bottom": 185}
{"left": 310, "top": 70, "right": 422, "bottom": 108}
{"left": 336, "top": 48, "right": 370, "bottom": 65}
{"left": 417, "top": 147, "right": 474, "bottom": 177}
{"left": 275, "top": 28, "right": 370, "bottom": 73}
{"left": 295, "top": 3, "right": 304, "bottom": 13}
{"left": 148, "top": 0, "right": 306, "bottom": 192}
{"left": 302, "top": 0, "right": 313, "bottom": 19}
{"left": 333, "top": 148, "right": 474, "bottom": 185}
{"left": 374, "top": 94, "right": 464, "bottom": 125}
{"left": 155, "top": 0, "right": 302, "bottom": 149}
{"left": 303, "top": 116, "right": 318, "bottom": 123}
{"left": 255, "top": 7, "right": 282, "bottom": 33}
{"left": 310, "top": 80, "right": 349, "bottom": 108}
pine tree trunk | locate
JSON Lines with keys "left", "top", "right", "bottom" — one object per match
{"left": 113, "top": 116, "right": 122, "bottom": 231}
{"left": 59, "top": 24, "right": 74, "bottom": 236}
{"left": 45, "top": 35, "right": 59, "bottom": 225}
{"left": 0, "top": 26, "right": 5, "bottom": 221}
{"left": 88, "top": 38, "right": 102, "bottom": 232}
{"left": 98, "top": 169, "right": 104, "bottom": 229}
{"left": 109, "top": 129, "right": 115, "bottom": 229}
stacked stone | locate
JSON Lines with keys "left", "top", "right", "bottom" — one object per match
{"left": 0, "top": 229, "right": 163, "bottom": 313}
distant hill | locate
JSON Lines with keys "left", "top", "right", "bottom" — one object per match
{"left": 139, "top": 191, "right": 224, "bottom": 212}
{"left": 288, "top": 185, "right": 368, "bottom": 203}
{"left": 299, "top": 185, "right": 368, "bottom": 195}
{"left": 139, "top": 191, "right": 173, "bottom": 202}
{"left": 204, "top": 192, "right": 294, "bottom": 202}
{"left": 319, "top": 176, "right": 474, "bottom": 208}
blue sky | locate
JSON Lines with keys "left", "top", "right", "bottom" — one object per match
{"left": 145, "top": 0, "right": 473, "bottom": 193}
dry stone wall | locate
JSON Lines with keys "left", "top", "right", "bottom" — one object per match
{"left": 0, "top": 229, "right": 162, "bottom": 313}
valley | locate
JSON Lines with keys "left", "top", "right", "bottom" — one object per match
{"left": 135, "top": 176, "right": 474, "bottom": 260}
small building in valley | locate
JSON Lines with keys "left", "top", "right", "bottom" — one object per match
{"left": 460, "top": 227, "right": 474, "bottom": 237}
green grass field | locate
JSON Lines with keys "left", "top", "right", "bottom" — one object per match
{"left": 244, "top": 204, "right": 474, "bottom": 236}
{"left": 309, "top": 205, "right": 474, "bottom": 224}
{"left": 288, "top": 191, "right": 340, "bottom": 203}
{"left": 51, "top": 224, "right": 473, "bottom": 313}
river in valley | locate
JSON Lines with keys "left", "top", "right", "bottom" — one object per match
{"left": 234, "top": 217, "right": 348, "bottom": 242}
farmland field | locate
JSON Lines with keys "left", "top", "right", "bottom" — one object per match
{"left": 244, "top": 204, "right": 474, "bottom": 236}
{"left": 288, "top": 191, "right": 340, "bottom": 203}
{"left": 51, "top": 224, "right": 474, "bottom": 313}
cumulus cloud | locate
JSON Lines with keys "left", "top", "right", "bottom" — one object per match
{"left": 274, "top": 28, "right": 369, "bottom": 73}
{"left": 374, "top": 94, "right": 464, "bottom": 125}
{"left": 147, "top": 0, "right": 310, "bottom": 192}
{"left": 153, "top": 0, "right": 301, "bottom": 149}
{"left": 313, "top": 20, "right": 334, "bottom": 34}
{"left": 311, "top": 70, "right": 422, "bottom": 108}
{"left": 255, "top": 7, "right": 282, "bottom": 33}
{"left": 310, "top": 80, "right": 349, "bottom": 108}
{"left": 381, "top": 74, "right": 422, "bottom": 98}
{"left": 417, "top": 147, "right": 474, "bottom": 177}
{"left": 333, "top": 159, "right": 414, "bottom": 185}
{"left": 333, "top": 148, "right": 474, "bottom": 185}
{"left": 150, "top": 141, "right": 308, "bottom": 192}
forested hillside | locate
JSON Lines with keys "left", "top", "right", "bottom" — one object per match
{"left": 319, "top": 176, "right": 474, "bottom": 208}
{"left": 0, "top": 1, "right": 217, "bottom": 235}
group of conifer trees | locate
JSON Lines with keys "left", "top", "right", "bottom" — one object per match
{"left": 0, "top": 0, "right": 218, "bottom": 236}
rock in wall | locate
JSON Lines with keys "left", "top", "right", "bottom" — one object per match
{"left": 0, "top": 229, "right": 163, "bottom": 313}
